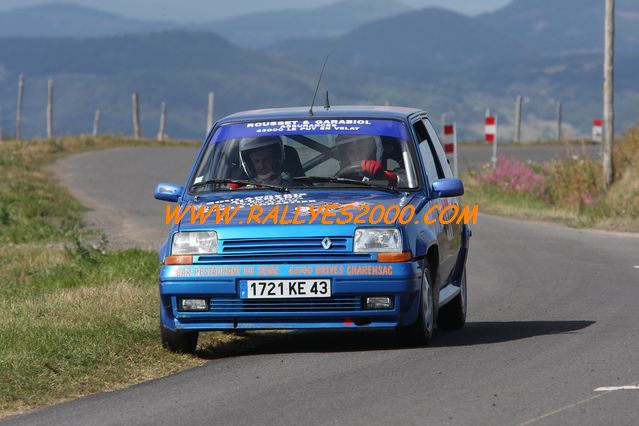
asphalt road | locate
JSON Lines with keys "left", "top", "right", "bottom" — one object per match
{"left": 6, "top": 145, "right": 638, "bottom": 425}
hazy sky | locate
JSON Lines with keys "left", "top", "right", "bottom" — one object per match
{"left": 0, "top": 0, "right": 512, "bottom": 22}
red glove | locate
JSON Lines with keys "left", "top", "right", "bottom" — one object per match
{"left": 361, "top": 160, "right": 382, "bottom": 177}
{"left": 383, "top": 171, "right": 398, "bottom": 187}
{"left": 361, "top": 160, "right": 398, "bottom": 187}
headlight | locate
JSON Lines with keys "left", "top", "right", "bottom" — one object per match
{"left": 171, "top": 231, "right": 218, "bottom": 255}
{"left": 354, "top": 228, "right": 402, "bottom": 253}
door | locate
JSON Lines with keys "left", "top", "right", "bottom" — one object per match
{"left": 423, "top": 118, "right": 462, "bottom": 286}
{"left": 412, "top": 118, "right": 451, "bottom": 291}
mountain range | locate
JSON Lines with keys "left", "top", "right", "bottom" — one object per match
{"left": 0, "top": 0, "right": 409, "bottom": 46}
{"left": 0, "top": 0, "right": 637, "bottom": 140}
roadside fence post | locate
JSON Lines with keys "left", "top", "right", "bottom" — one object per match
{"left": 157, "top": 101, "right": 167, "bottom": 141}
{"left": 132, "top": 92, "right": 141, "bottom": 139}
{"left": 16, "top": 74, "right": 25, "bottom": 141}
{"left": 47, "top": 79, "right": 54, "bottom": 139}
{"left": 207, "top": 91, "right": 215, "bottom": 131}
{"left": 92, "top": 110, "right": 100, "bottom": 136}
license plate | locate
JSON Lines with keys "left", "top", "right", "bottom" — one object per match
{"left": 242, "top": 279, "right": 332, "bottom": 299}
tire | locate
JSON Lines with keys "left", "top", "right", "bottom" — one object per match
{"left": 161, "top": 325, "right": 198, "bottom": 354}
{"left": 437, "top": 266, "right": 467, "bottom": 330}
{"left": 398, "top": 264, "right": 435, "bottom": 346}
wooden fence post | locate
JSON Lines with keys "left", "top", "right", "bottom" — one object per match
{"left": 92, "top": 110, "right": 100, "bottom": 136}
{"left": 16, "top": 74, "right": 25, "bottom": 141}
{"left": 157, "top": 102, "right": 167, "bottom": 141}
{"left": 514, "top": 95, "right": 522, "bottom": 143}
{"left": 47, "top": 79, "right": 54, "bottom": 139}
{"left": 132, "top": 92, "right": 141, "bottom": 139}
{"left": 556, "top": 102, "right": 562, "bottom": 141}
{"left": 207, "top": 91, "right": 214, "bottom": 131}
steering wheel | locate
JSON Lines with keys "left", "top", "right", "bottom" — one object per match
{"left": 335, "top": 164, "right": 365, "bottom": 179}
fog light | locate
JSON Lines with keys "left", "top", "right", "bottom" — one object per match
{"left": 178, "top": 298, "right": 208, "bottom": 312}
{"left": 364, "top": 296, "right": 393, "bottom": 310}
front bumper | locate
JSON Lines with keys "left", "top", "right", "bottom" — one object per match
{"left": 159, "top": 261, "right": 422, "bottom": 331}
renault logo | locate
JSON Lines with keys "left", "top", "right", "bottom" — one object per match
{"left": 321, "top": 237, "right": 332, "bottom": 250}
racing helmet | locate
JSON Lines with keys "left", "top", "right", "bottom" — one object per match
{"left": 335, "top": 134, "right": 383, "bottom": 165}
{"left": 238, "top": 136, "right": 285, "bottom": 178}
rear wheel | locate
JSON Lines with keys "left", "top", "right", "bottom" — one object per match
{"left": 437, "top": 267, "right": 467, "bottom": 330}
{"left": 161, "top": 325, "right": 198, "bottom": 354}
{"left": 398, "top": 264, "right": 435, "bottom": 346}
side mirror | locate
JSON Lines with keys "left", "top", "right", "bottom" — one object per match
{"left": 432, "top": 178, "right": 464, "bottom": 198}
{"left": 154, "top": 183, "right": 184, "bottom": 203}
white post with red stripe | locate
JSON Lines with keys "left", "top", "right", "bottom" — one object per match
{"left": 592, "top": 118, "right": 603, "bottom": 142}
{"left": 485, "top": 115, "right": 498, "bottom": 169}
{"left": 443, "top": 123, "right": 458, "bottom": 176}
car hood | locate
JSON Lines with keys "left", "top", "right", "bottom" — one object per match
{"left": 178, "top": 190, "right": 421, "bottom": 238}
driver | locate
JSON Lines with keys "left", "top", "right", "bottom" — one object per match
{"left": 335, "top": 134, "right": 398, "bottom": 186}
{"left": 234, "top": 136, "right": 291, "bottom": 187}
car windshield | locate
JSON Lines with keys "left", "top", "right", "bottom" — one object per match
{"left": 190, "top": 119, "right": 419, "bottom": 192}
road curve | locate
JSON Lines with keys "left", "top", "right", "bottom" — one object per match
{"left": 5, "top": 145, "right": 638, "bottom": 426}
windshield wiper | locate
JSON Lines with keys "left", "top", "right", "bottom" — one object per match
{"left": 292, "top": 176, "right": 399, "bottom": 194}
{"left": 190, "top": 179, "right": 289, "bottom": 193}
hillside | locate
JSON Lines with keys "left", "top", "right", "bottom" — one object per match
{"left": 0, "top": 2, "right": 176, "bottom": 38}
{"left": 0, "top": 29, "right": 637, "bottom": 141}
{"left": 201, "top": 0, "right": 411, "bottom": 47}
{"left": 269, "top": 7, "right": 533, "bottom": 79}
{"left": 0, "top": 0, "right": 410, "bottom": 43}
{"left": 0, "top": 32, "right": 318, "bottom": 138}
{"left": 484, "top": 0, "right": 639, "bottom": 54}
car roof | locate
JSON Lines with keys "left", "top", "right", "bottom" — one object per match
{"left": 217, "top": 105, "right": 425, "bottom": 124}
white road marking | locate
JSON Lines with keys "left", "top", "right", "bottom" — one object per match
{"left": 634, "top": 265, "right": 639, "bottom": 269}
{"left": 519, "top": 394, "right": 607, "bottom": 425}
{"left": 521, "top": 380, "right": 639, "bottom": 425}
{"left": 595, "top": 385, "right": 639, "bottom": 392}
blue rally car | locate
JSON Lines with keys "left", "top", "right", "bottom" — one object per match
{"left": 155, "top": 106, "right": 470, "bottom": 353}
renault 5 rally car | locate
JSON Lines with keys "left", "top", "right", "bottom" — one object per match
{"left": 155, "top": 106, "right": 470, "bottom": 353}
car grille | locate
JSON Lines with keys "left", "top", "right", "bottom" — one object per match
{"left": 221, "top": 237, "right": 349, "bottom": 254}
{"left": 210, "top": 296, "right": 362, "bottom": 313}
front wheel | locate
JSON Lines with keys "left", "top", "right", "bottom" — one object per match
{"left": 437, "top": 267, "right": 467, "bottom": 330}
{"left": 398, "top": 265, "right": 435, "bottom": 346}
{"left": 161, "top": 325, "right": 198, "bottom": 354}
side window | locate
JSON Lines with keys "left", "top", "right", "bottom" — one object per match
{"left": 423, "top": 119, "right": 453, "bottom": 179}
{"left": 413, "top": 120, "right": 439, "bottom": 185}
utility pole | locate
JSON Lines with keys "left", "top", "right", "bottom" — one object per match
{"left": 16, "top": 74, "right": 25, "bottom": 141}
{"left": 603, "top": 0, "right": 615, "bottom": 188}
{"left": 556, "top": 102, "right": 562, "bottom": 141}
{"left": 47, "top": 79, "right": 54, "bottom": 139}
{"left": 207, "top": 91, "right": 215, "bottom": 131}
{"left": 132, "top": 92, "right": 141, "bottom": 139}
{"left": 157, "top": 101, "right": 167, "bottom": 141}
{"left": 514, "top": 95, "right": 522, "bottom": 143}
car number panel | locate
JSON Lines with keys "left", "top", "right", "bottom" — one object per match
{"left": 241, "top": 279, "right": 332, "bottom": 299}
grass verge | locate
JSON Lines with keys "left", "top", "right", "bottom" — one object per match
{"left": 0, "top": 136, "right": 253, "bottom": 418}
{"left": 463, "top": 130, "right": 639, "bottom": 232}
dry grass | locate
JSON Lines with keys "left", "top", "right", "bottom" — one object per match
{"left": 0, "top": 135, "right": 259, "bottom": 418}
